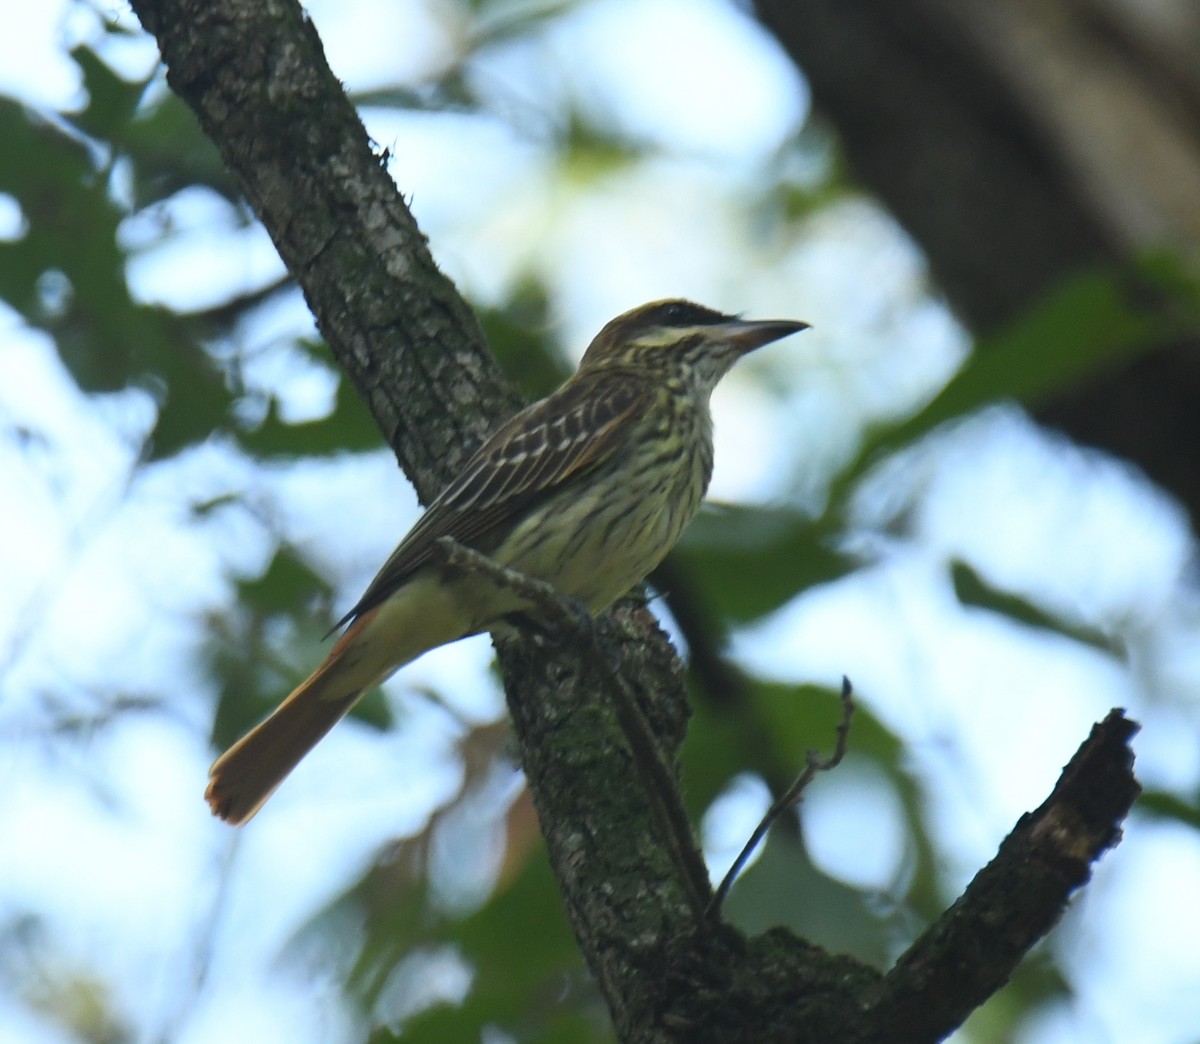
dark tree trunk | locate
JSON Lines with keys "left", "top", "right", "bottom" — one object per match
{"left": 758, "top": 0, "right": 1200, "bottom": 524}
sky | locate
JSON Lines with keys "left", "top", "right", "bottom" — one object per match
{"left": 1, "top": 1, "right": 1199, "bottom": 1042}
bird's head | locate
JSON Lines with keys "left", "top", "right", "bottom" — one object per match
{"left": 578, "top": 299, "right": 808, "bottom": 393}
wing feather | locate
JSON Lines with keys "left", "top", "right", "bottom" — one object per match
{"left": 334, "top": 375, "right": 649, "bottom": 627}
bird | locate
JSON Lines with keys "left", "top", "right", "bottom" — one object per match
{"left": 205, "top": 299, "right": 808, "bottom": 823}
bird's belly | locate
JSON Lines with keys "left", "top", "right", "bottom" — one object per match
{"left": 493, "top": 464, "right": 702, "bottom": 614}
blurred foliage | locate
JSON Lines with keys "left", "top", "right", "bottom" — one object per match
{"left": 364, "top": 852, "right": 610, "bottom": 1043}
{"left": 206, "top": 544, "right": 394, "bottom": 746}
{"left": 235, "top": 345, "right": 384, "bottom": 457}
{"left": 672, "top": 506, "right": 852, "bottom": 622}
{"left": 3, "top": 4, "right": 1199, "bottom": 1042}
{"left": 832, "top": 267, "right": 1198, "bottom": 507}
{"left": 949, "top": 560, "right": 1122, "bottom": 656}
{"left": 475, "top": 282, "right": 567, "bottom": 400}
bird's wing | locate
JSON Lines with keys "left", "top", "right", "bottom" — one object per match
{"left": 335, "top": 376, "right": 650, "bottom": 627}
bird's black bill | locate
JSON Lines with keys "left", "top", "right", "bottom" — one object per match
{"left": 723, "top": 318, "right": 810, "bottom": 353}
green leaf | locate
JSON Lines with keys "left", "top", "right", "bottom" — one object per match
{"left": 68, "top": 46, "right": 144, "bottom": 141}
{"left": 208, "top": 545, "right": 394, "bottom": 741}
{"left": 0, "top": 99, "right": 229, "bottom": 421}
{"left": 476, "top": 282, "right": 563, "bottom": 400}
{"left": 123, "top": 94, "right": 243, "bottom": 206}
{"left": 959, "top": 951, "right": 1070, "bottom": 1044}
{"left": 1138, "top": 789, "right": 1200, "bottom": 830}
{"left": 724, "top": 831, "right": 890, "bottom": 966}
{"left": 682, "top": 681, "right": 848, "bottom": 814}
{"left": 141, "top": 335, "right": 232, "bottom": 459}
{"left": 0, "top": 100, "right": 101, "bottom": 315}
{"left": 684, "top": 680, "right": 945, "bottom": 922}
{"left": 339, "top": 828, "right": 600, "bottom": 1042}
{"left": 838, "top": 268, "right": 1184, "bottom": 501}
{"left": 236, "top": 545, "right": 332, "bottom": 615}
{"left": 950, "top": 560, "right": 1121, "bottom": 655}
{"left": 669, "top": 505, "right": 853, "bottom": 622}
{"left": 235, "top": 373, "right": 383, "bottom": 457}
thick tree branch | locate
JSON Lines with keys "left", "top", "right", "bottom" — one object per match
{"left": 857, "top": 710, "right": 1141, "bottom": 1041}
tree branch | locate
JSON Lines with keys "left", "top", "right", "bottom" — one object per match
{"left": 857, "top": 709, "right": 1141, "bottom": 1041}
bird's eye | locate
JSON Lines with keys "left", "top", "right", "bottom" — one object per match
{"left": 658, "top": 301, "right": 730, "bottom": 328}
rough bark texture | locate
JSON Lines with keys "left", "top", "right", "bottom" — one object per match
{"left": 757, "top": 0, "right": 1200, "bottom": 525}
{"left": 129, "top": 0, "right": 1142, "bottom": 1038}
{"left": 857, "top": 711, "right": 1140, "bottom": 1041}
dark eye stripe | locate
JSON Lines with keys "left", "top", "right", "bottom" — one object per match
{"left": 647, "top": 300, "right": 731, "bottom": 328}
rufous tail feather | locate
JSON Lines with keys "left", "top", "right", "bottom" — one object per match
{"left": 205, "top": 662, "right": 362, "bottom": 825}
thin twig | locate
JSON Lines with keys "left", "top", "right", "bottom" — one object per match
{"left": 707, "top": 677, "right": 855, "bottom": 918}
{"left": 432, "top": 536, "right": 713, "bottom": 915}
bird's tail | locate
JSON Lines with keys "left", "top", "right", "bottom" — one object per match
{"left": 205, "top": 630, "right": 369, "bottom": 825}
{"left": 206, "top": 572, "right": 480, "bottom": 824}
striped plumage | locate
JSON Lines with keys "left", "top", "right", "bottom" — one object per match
{"left": 206, "top": 299, "right": 807, "bottom": 823}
